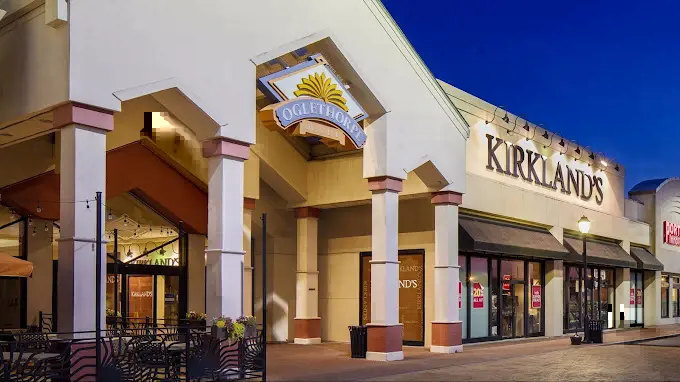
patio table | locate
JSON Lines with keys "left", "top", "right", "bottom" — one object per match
{"left": 2, "top": 352, "right": 60, "bottom": 361}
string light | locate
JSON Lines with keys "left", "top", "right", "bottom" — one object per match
{"left": 108, "top": 209, "right": 113, "bottom": 220}
{"left": 36, "top": 202, "right": 42, "bottom": 213}
{"left": 86, "top": 200, "right": 90, "bottom": 209}
{"left": 31, "top": 227, "right": 36, "bottom": 237}
{"left": 28, "top": 218, "right": 32, "bottom": 226}
{"left": 44, "top": 223, "right": 49, "bottom": 232}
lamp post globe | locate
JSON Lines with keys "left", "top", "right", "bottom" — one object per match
{"left": 578, "top": 215, "right": 591, "bottom": 234}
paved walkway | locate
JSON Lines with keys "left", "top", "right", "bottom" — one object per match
{"left": 267, "top": 325, "right": 680, "bottom": 381}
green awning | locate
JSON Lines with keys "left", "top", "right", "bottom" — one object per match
{"left": 459, "top": 215, "right": 569, "bottom": 260}
{"left": 629, "top": 246, "right": 664, "bottom": 271}
{"left": 563, "top": 237, "right": 637, "bottom": 268}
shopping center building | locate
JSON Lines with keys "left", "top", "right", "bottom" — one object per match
{"left": 0, "top": 0, "right": 674, "bottom": 361}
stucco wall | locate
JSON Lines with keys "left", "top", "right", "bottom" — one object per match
{"left": 0, "top": 3, "right": 68, "bottom": 125}
{"left": 67, "top": 0, "right": 468, "bottom": 192}
{"left": 655, "top": 180, "right": 680, "bottom": 274}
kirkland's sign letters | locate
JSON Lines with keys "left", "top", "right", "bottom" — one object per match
{"left": 485, "top": 134, "right": 605, "bottom": 204}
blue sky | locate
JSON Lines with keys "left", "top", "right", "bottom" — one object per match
{"left": 382, "top": 1, "right": 680, "bottom": 192}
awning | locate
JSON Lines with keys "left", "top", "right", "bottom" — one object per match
{"left": 459, "top": 215, "right": 570, "bottom": 260}
{"left": 629, "top": 246, "right": 664, "bottom": 271}
{"left": 0, "top": 253, "right": 33, "bottom": 277}
{"left": 563, "top": 237, "right": 637, "bottom": 268}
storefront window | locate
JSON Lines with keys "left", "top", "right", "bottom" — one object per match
{"left": 674, "top": 277, "right": 680, "bottom": 318}
{"left": 527, "top": 262, "right": 542, "bottom": 335}
{"left": 600, "top": 269, "right": 614, "bottom": 328}
{"left": 469, "top": 257, "right": 489, "bottom": 339}
{"left": 500, "top": 260, "right": 525, "bottom": 338}
{"left": 566, "top": 266, "right": 581, "bottom": 331}
{"left": 661, "top": 275, "right": 669, "bottom": 318}
{"left": 459, "top": 255, "right": 467, "bottom": 339}
{"left": 490, "top": 259, "right": 499, "bottom": 337}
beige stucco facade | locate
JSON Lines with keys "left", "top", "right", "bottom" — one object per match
{"left": 0, "top": 0, "right": 672, "bottom": 361}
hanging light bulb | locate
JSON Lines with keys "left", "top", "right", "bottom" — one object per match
{"left": 28, "top": 218, "right": 32, "bottom": 226}
{"left": 86, "top": 200, "right": 90, "bottom": 209}
{"left": 32, "top": 227, "right": 36, "bottom": 237}
{"left": 10, "top": 210, "right": 16, "bottom": 220}
{"left": 44, "top": 223, "right": 49, "bottom": 232}
{"left": 123, "top": 217, "right": 128, "bottom": 227}
{"left": 108, "top": 209, "right": 113, "bottom": 220}
{"left": 159, "top": 248, "right": 166, "bottom": 256}
{"left": 36, "top": 202, "right": 42, "bottom": 214}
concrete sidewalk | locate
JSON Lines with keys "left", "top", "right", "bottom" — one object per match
{"left": 267, "top": 325, "right": 680, "bottom": 381}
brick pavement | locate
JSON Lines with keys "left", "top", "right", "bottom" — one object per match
{"left": 267, "top": 325, "right": 680, "bottom": 381}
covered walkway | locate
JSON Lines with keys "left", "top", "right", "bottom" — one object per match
{"left": 267, "top": 325, "right": 680, "bottom": 381}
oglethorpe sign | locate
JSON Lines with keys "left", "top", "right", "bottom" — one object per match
{"left": 486, "top": 134, "right": 605, "bottom": 204}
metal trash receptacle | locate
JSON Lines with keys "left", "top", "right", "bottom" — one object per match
{"left": 589, "top": 319, "right": 603, "bottom": 344}
{"left": 348, "top": 326, "right": 367, "bottom": 358}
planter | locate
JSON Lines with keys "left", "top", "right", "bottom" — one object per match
{"left": 570, "top": 336, "right": 582, "bottom": 345}
{"left": 211, "top": 326, "right": 228, "bottom": 340}
{"left": 106, "top": 317, "right": 119, "bottom": 327}
{"left": 245, "top": 326, "right": 257, "bottom": 339}
{"left": 186, "top": 319, "right": 206, "bottom": 329}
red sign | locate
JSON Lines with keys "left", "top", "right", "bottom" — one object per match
{"left": 531, "top": 285, "right": 541, "bottom": 308}
{"left": 472, "top": 282, "right": 484, "bottom": 309}
{"left": 664, "top": 221, "right": 680, "bottom": 246}
{"left": 630, "top": 288, "right": 635, "bottom": 305}
{"left": 636, "top": 289, "right": 642, "bottom": 305}
{"left": 502, "top": 275, "right": 511, "bottom": 291}
{"left": 458, "top": 281, "right": 462, "bottom": 309}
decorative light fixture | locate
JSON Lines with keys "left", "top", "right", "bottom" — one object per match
{"left": 123, "top": 217, "right": 128, "bottom": 227}
{"left": 126, "top": 249, "right": 133, "bottom": 258}
{"left": 575, "top": 147, "right": 581, "bottom": 155}
{"left": 523, "top": 121, "right": 530, "bottom": 131}
{"left": 28, "top": 218, "right": 32, "bottom": 226}
{"left": 559, "top": 138, "right": 565, "bottom": 147}
{"left": 108, "top": 209, "right": 113, "bottom": 220}
{"left": 615, "top": 164, "right": 620, "bottom": 172}
{"left": 32, "top": 227, "right": 36, "bottom": 237}
{"left": 44, "top": 223, "right": 49, "bottom": 232}
{"left": 86, "top": 200, "right": 90, "bottom": 209}
{"left": 159, "top": 248, "right": 166, "bottom": 256}
{"left": 578, "top": 215, "right": 591, "bottom": 234}
{"left": 36, "top": 202, "right": 42, "bottom": 214}
{"left": 501, "top": 112, "right": 510, "bottom": 124}
{"left": 485, "top": 105, "right": 505, "bottom": 125}
{"left": 589, "top": 152, "right": 595, "bottom": 160}
{"left": 542, "top": 131, "right": 549, "bottom": 140}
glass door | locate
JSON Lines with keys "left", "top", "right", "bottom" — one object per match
{"left": 501, "top": 283, "right": 525, "bottom": 338}
{"left": 128, "top": 275, "right": 155, "bottom": 324}
{"left": 631, "top": 271, "right": 644, "bottom": 326}
{"left": 161, "top": 275, "right": 180, "bottom": 326}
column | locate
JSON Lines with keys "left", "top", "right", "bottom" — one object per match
{"left": 544, "top": 260, "right": 564, "bottom": 336}
{"left": 203, "top": 138, "right": 250, "bottom": 322}
{"left": 187, "top": 234, "right": 206, "bottom": 314}
{"left": 366, "top": 176, "right": 403, "bottom": 361}
{"left": 615, "top": 268, "right": 631, "bottom": 328}
{"left": 430, "top": 192, "right": 463, "bottom": 353}
{"left": 26, "top": 219, "right": 54, "bottom": 327}
{"left": 293, "top": 207, "right": 321, "bottom": 345}
{"left": 243, "top": 198, "right": 255, "bottom": 316}
{"left": 643, "top": 270, "right": 661, "bottom": 327}
{"left": 54, "top": 103, "right": 113, "bottom": 336}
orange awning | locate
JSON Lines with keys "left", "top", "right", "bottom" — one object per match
{"left": 0, "top": 253, "right": 33, "bottom": 278}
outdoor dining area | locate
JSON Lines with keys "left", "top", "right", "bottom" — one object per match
{"left": 0, "top": 315, "right": 265, "bottom": 381}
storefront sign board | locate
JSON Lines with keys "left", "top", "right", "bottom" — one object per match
{"left": 472, "top": 282, "right": 484, "bottom": 309}
{"left": 630, "top": 288, "right": 635, "bottom": 305}
{"left": 531, "top": 285, "right": 541, "bottom": 308}
{"left": 664, "top": 221, "right": 680, "bottom": 246}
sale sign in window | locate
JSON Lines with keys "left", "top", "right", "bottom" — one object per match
{"left": 531, "top": 285, "right": 541, "bottom": 308}
{"left": 472, "top": 282, "right": 484, "bottom": 309}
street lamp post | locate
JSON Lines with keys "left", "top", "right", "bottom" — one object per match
{"left": 578, "top": 215, "right": 591, "bottom": 343}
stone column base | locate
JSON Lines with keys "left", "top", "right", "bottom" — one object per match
{"left": 294, "top": 317, "right": 321, "bottom": 345}
{"left": 430, "top": 321, "right": 463, "bottom": 353}
{"left": 366, "top": 324, "right": 403, "bottom": 361}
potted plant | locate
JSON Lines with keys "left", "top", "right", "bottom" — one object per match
{"left": 185, "top": 311, "right": 207, "bottom": 328}
{"left": 571, "top": 332, "right": 582, "bottom": 345}
{"left": 106, "top": 309, "right": 121, "bottom": 327}
{"left": 237, "top": 315, "right": 258, "bottom": 338}
{"left": 211, "top": 316, "right": 233, "bottom": 340}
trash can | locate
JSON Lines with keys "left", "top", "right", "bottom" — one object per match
{"left": 348, "top": 326, "right": 367, "bottom": 358}
{"left": 588, "top": 319, "right": 603, "bottom": 344}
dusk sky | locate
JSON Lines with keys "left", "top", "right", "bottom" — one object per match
{"left": 383, "top": 1, "right": 680, "bottom": 192}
